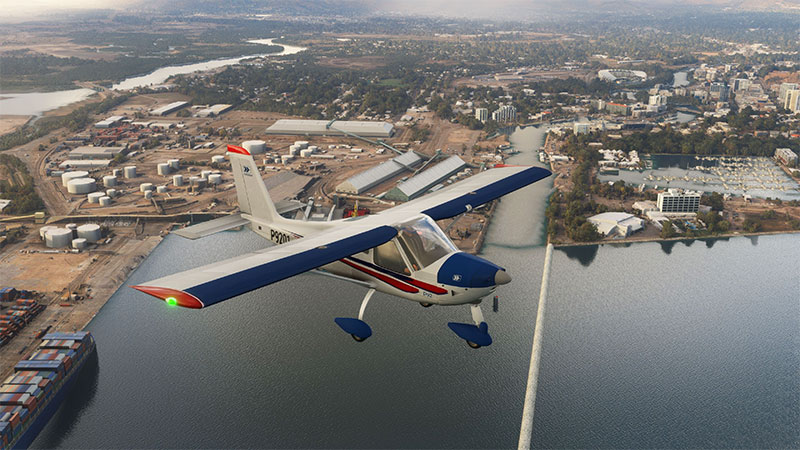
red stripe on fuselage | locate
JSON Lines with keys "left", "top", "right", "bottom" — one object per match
{"left": 340, "top": 259, "right": 419, "bottom": 293}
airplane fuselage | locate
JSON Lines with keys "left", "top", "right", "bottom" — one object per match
{"left": 247, "top": 213, "right": 502, "bottom": 306}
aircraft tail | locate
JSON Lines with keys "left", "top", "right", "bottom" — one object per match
{"left": 227, "top": 145, "right": 280, "bottom": 223}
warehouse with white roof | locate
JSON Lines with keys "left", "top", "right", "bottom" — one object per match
{"left": 385, "top": 156, "right": 466, "bottom": 201}
{"left": 266, "top": 119, "right": 394, "bottom": 138}
{"left": 336, "top": 151, "right": 422, "bottom": 194}
{"left": 588, "top": 212, "right": 645, "bottom": 237}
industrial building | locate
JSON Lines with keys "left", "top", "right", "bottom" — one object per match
{"left": 597, "top": 69, "right": 647, "bottom": 84}
{"left": 68, "top": 146, "right": 125, "bottom": 160}
{"left": 385, "top": 156, "right": 466, "bottom": 201}
{"left": 151, "top": 101, "right": 189, "bottom": 116}
{"left": 588, "top": 212, "right": 645, "bottom": 237}
{"left": 336, "top": 151, "right": 422, "bottom": 194}
{"left": 94, "top": 116, "right": 125, "bottom": 128}
{"left": 59, "top": 160, "right": 111, "bottom": 169}
{"left": 775, "top": 148, "right": 798, "bottom": 167}
{"left": 265, "top": 120, "right": 394, "bottom": 138}
{"left": 196, "top": 104, "right": 233, "bottom": 117}
{"left": 657, "top": 188, "right": 701, "bottom": 213}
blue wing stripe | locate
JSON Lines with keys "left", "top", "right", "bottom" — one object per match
{"left": 422, "top": 166, "right": 551, "bottom": 220}
{"left": 185, "top": 226, "right": 397, "bottom": 306}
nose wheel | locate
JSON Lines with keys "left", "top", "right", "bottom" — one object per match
{"left": 448, "top": 303, "right": 493, "bottom": 349}
{"left": 335, "top": 288, "right": 375, "bottom": 342}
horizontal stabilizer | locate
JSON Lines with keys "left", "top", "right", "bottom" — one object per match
{"left": 173, "top": 214, "right": 250, "bottom": 240}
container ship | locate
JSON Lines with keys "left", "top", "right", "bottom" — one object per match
{"left": 0, "top": 332, "right": 96, "bottom": 449}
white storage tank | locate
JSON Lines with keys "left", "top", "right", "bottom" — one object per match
{"left": 156, "top": 185, "right": 167, "bottom": 193}
{"left": 67, "top": 178, "right": 96, "bottom": 194}
{"left": 241, "top": 140, "right": 267, "bottom": 155}
{"left": 61, "top": 171, "right": 89, "bottom": 187}
{"left": 208, "top": 174, "right": 223, "bottom": 185}
{"left": 167, "top": 159, "right": 180, "bottom": 170}
{"left": 211, "top": 155, "right": 226, "bottom": 164}
{"left": 39, "top": 226, "right": 57, "bottom": 240}
{"left": 173, "top": 175, "right": 184, "bottom": 187}
{"left": 289, "top": 145, "right": 301, "bottom": 156}
{"left": 157, "top": 163, "right": 171, "bottom": 176}
{"left": 71, "top": 238, "right": 88, "bottom": 250}
{"left": 45, "top": 228, "right": 72, "bottom": 248}
{"left": 124, "top": 166, "right": 137, "bottom": 179}
{"left": 112, "top": 169, "right": 122, "bottom": 177}
{"left": 66, "top": 223, "right": 78, "bottom": 238}
{"left": 300, "top": 149, "right": 314, "bottom": 158}
{"left": 87, "top": 192, "right": 104, "bottom": 203}
{"left": 294, "top": 141, "right": 309, "bottom": 149}
{"left": 308, "top": 145, "right": 319, "bottom": 152}
{"left": 98, "top": 196, "right": 112, "bottom": 206}
{"left": 281, "top": 155, "right": 294, "bottom": 164}
{"left": 139, "top": 183, "right": 154, "bottom": 193}
{"left": 143, "top": 190, "right": 153, "bottom": 199}
{"left": 106, "top": 189, "right": 117, "bottom": 198}
{"left": 77, "top": 224, "right": 102, "bottom": 243}
{"left": 102, "top": 175, "right": 117, "bottom": 187}
{"left": 200, "top": 170, "right": 213, "bottom": 180}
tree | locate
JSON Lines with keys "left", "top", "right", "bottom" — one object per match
{"left": 660, "top": 221, "right": 677, "bottom": 238}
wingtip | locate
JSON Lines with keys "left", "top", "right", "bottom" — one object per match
{"left": 130, "top": 285, "right": 205, "bottom": 309}
{"left": 227, "top": 144, "right": 250, "bottom": 156}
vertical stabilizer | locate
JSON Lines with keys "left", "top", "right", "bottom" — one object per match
{"left": 227, "top": 145, "right": 279, "bottom": 223}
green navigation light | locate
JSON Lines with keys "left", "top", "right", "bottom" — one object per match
{"left": 166, "top": 297, "right": 178, "bottom": 306}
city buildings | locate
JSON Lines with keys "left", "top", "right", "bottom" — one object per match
{"left": 778, "top": 83, "right": 798, "bottom": 103}
{"left": 657, "top": 188, "right": 701, "bottom": 213}
{"left": 474, "top": 108, "right": 488, "bottom": 123}
{"left": 784, "top": 89, "right": 800, "bottom": 113}
{"left": 491, "top": 105, "right": 516, "bottom": 122}
{"left": 775, "top": 148, "right": 798, "bottom": 167}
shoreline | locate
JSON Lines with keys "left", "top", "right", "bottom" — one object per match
{"left": 550, "top": 229, "right": 800, "bottom": 248}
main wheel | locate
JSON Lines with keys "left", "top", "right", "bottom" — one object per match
{"left": 351, "top": 334, "right": 367, "bottom": 342}
{"left": 420, "top": 302, "right": 433, "bottom": 308}
{"left": 466, "top": 341, "right": 481, "bottom": 349}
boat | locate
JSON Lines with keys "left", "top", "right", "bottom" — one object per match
{"left": 0, "top": 331, "right": 96, "bottom": 449}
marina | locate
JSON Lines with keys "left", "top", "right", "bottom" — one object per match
{"left": 599, "top": 155, "right": 800, "bottom": 200}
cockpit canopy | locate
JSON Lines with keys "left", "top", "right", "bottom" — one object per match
{"left": 372, "top": 216, "right": 458, "bottom": 274}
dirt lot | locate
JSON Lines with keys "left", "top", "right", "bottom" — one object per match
{"left": 0, "top": 115, "right": 31, "bottom": 135}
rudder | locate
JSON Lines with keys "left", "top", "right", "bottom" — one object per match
{"left": 227, "top": 145, "right": 279, "bottom": 223}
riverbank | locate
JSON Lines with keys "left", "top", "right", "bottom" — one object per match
{"left": 551, "top": 228, "right": 800, "bottom": 248}
{"left": 0, "top": 227, "right": 166, "bottom": 380}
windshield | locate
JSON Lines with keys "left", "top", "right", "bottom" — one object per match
{"left": 396, "top": 216, "right": 458, "bottom": 270}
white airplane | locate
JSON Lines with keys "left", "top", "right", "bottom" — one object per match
{"left": 132, "top": 145, "right": 551, "bottom": 348}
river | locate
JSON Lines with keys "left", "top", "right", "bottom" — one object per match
{"left": 0, "top": 38, "right": 305, "bottom": 117}
{"left": 31, "top": 125, "right": 799, "bottom": 448}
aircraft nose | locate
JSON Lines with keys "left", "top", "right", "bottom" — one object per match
{"left": 494, "top": 270, "right": 511, "bottom": 285}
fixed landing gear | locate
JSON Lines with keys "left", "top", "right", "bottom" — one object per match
{"left": 334, "top": 288, "right": 375, "bottom": 342}
{"left": 448, "top": 303, "right": 493, "bottom": 349}
{"left": 420, "top": 302, "right": 433, "bottom": 308}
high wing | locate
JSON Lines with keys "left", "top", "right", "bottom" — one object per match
{"left": 386, "top": 164, "right": 551, "bottom": 220}
{"left": 132, "top": 225, "right": 397, "bottom": 308}
{"left": 132, "top": 163, "right": 550, "bottom": 309}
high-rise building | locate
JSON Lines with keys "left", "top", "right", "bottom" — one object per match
{"left": 474, "top": 108, "right": 488, "bottom": 123}
{"left": 732, "top": 78, "right": 751, "bottom": 92}
{"left": 784, "top": 89, "right": 800, "bottom": 113}
{"left": 648, "top": 94, "right": 667, "bottom": 106}
{"left": 657, "top": 189, "right": 701, "bottom": 213}
{"left": 775, "top": 148, "right": 798, "bottom": 167}
{"left": 778, "top": 83, "right": 798, "bottom": 103}
{"left": 491, "top": 105, "right": 516, "bottom": 123}
{"left": 709, "top": 82, "right": 729, "bottom": 101}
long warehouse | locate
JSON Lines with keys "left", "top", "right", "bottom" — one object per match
{"left": 266, "top": 119, "right": 395, "bottom": 138}
{"left": 336, "top": 151, "right": 422, "bottom": 194}
{"left": 385, "top": 155, "right": 466, "bottom": 201}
